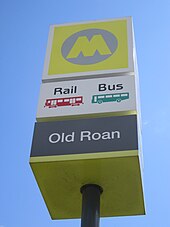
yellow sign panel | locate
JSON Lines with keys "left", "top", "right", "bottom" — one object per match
{"left": 30, "top": 152, "right": 145, "bottom": 219}
{"left": 43, "top": 17, "right": 134, "bottom": 81}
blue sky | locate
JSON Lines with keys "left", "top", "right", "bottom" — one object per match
{"left": 1, "top": 0, "right": 170, "bottom": 226}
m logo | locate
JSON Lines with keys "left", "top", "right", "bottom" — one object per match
{"left": 61, "top": 29, "right": 118, "bottom": 65}
{"left": 46, "top": 19, "right": 130, "bottom": 77}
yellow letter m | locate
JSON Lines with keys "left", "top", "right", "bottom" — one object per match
{"left": 66, "top": 35, "right": 112, "bottom": 59}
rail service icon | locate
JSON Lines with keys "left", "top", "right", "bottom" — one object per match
{"left": 43, "top": 17, "right": 134, "bottom": 80}
{"left": 44, "top": 96, "right": 83, "bottom": 108}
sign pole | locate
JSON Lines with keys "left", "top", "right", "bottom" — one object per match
{"left": 80, "top": 184, "right": 103, "bottom": 227}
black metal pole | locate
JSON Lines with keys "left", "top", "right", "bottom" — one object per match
{"left": 80, "top": 184, "right": 103, "bottom": 227}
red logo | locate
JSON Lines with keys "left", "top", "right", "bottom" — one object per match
{"left": 44, "top": 96, "right": 83, "bottom": 108}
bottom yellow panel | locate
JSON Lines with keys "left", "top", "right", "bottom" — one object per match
{"left": 30, "top": 154, "right": 145, "bottom": 219}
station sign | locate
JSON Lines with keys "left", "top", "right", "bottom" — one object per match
{"left": 42, "top": 17, "right": 134, "bottom": 82}
{"left": 30, "top": 16, "right": 145, "bottom": 220}
{"left": 31, "top": 115, "right": 138, "bottom": 157}
{"left": 37, "top": 75, "right": 136, "bottom": 121}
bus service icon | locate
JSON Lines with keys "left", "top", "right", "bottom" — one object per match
{"left": 44, "top": 96, "right": 83, "bottom": 108}
{"left": 92, "top": 92, "right": 129, "bottom": 104}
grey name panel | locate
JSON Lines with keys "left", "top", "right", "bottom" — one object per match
{"left": 31, "top": 115, "right": 138, "bottom": 157}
